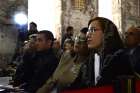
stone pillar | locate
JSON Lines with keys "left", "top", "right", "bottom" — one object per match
{"left": 61, "top": 0, "right": 97, "bottom": 37}
{"left": 122, "top": 0, "right": 140, "bottom": 32}
{"left": 112, "top": 0, "right": 122, "bottom": 32}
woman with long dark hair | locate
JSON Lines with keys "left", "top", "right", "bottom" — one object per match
{"left": 87, "top": 17, "right": 133, "bottom": 86}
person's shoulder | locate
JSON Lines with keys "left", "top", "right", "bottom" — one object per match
{"left": 133, "top": 45, "right": 140, "bottom": 59}
{"left": 136, "top": 45, "right": 140, "bottom": 51}
{"left": 104, "top": 49, "right": 125, "bottom": 65}
{"left": 114, "top": 49, "right": 125, "bottom": 55}
{"left": 47, "top": 52, "right": 59, "bottom": 63}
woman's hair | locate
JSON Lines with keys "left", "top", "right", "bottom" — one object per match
{"left": 88, "top": 17, "right": 124, "bottom": 57}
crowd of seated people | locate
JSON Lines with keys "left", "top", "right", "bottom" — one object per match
{"left": 7, "top": 17, "right": 140, "bottom": 93}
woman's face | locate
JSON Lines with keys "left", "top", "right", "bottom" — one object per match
{"left": 87, "top": 20, "right": 104, "bottom": 49}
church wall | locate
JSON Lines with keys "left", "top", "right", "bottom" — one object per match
{"left": 0, "top": 0, "right": 27, "bottom": 64}
{"left": 61, "top": 0, "right": 98, "bottom": 37}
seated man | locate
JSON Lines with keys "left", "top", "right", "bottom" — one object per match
{"left": 13, "top": 30, "right": 58, "bottom": 93}
{"left": 125, "top": 26, "right": 140, "bottom": 75}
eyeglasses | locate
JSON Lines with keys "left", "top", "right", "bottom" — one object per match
{"left": 88, "top": 28, "right": 101, "bottom": 33}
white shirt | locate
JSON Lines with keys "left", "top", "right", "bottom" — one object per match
{"left": 94, "top": 53, "right": 100, "bottom": 85}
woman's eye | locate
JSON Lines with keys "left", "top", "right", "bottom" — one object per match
{"left": 88, "top": 28, "right": 95, "bottom": 32}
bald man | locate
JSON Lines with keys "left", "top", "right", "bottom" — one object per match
{"left": 125, "top": 26, "right": 140, "bottom": 48}
{"left": 125, "top": 26, "right": 140, "bottom": 75}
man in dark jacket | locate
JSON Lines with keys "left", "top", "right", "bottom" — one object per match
{"left": 125, "top": 26, "right": 140, "bottom": 75}
{"left": 17, "top": 30, "right": 58, "bottom": 93}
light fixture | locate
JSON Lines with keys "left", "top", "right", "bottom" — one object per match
{"left": 14, "top": 12, "right": 28, "bottom": 25}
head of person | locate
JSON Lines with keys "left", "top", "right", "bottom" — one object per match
{"left": 28, "top": 34, "right": 37, "bottom": 50}
{"left": 74, "top": 33, "right": 89, "bottom": 56}
{"left": 87, "top": 17, "right": 123, "bottom": 55}
{"left": 63, "top": 38, "right": 74, "bottom": 53}
{"left": 36, "top": 30, "right": 54, "bottom": 52}
{"left": 66, "top": 26, "right": 74, "bottom": 36}
{"left": 80, "top": 27, "right": 88, "bottom": 35}
{"left": 23, "top": 40, "right": 29, "bottom": 52}
{"left": 29, "top": 22, "right": 37, "bottom": 31}
{"left": 125, "top": 26, "right": 140, "bottom": 48}
{"left": 52, "top": 38, "right": 61, "bottom": 49}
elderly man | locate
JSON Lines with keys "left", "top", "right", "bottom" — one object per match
{"left": 125, "top": 26, "right": 140, "bottom": 48}
{"left": 125, "top": 26, "right": 140, "bottom": 76}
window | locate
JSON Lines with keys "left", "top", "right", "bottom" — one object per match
{"left": 72, "top": 0, "right": 86, "bottom": 10}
